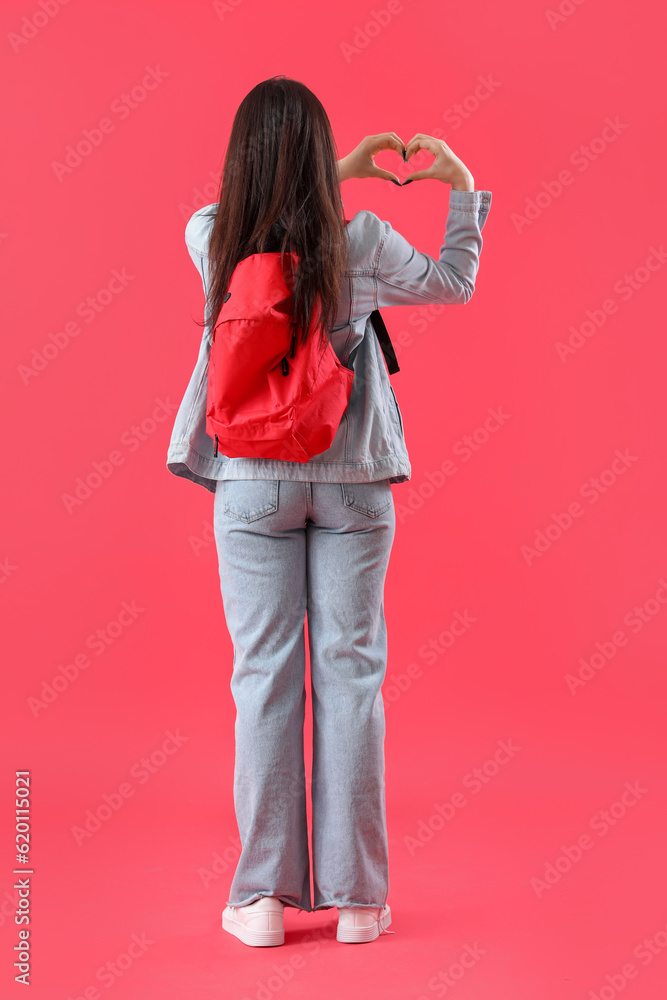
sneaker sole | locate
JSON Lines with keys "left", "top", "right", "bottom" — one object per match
{"left": 336, "top": 905, "right": 392, "bottom": 943}
{"left": 222, "top": 907, "right": 285, "bottom": 947}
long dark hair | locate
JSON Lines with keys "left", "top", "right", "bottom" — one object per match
{"left": 196, "top": 76, "right": 348, "bottom": 350}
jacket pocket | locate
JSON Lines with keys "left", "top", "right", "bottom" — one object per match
{"left": 341, "top": 480, "right": 392, "bottom": 518}
{"left": 220, "top": 479, "right": 279, "bottom": 522}
{"left": 389, "top": 384, "right": 404, "bottom": 435}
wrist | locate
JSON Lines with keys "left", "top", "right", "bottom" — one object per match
{"left": 337, "top": 156, "right": 352, "bottom": 183}
{"left": 449, "top": 171, "right": 475, "bottom": 192}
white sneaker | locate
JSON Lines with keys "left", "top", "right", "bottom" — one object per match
{"left": 222, "top": 896, "right": 285, "bottom": 947}
{"left": 336, "top": 904, "right": 392, "bottom": 943}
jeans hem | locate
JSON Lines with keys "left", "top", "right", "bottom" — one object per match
{"left": 312, "top": 899, "right": 388, "bottom": 910}
{"left": 227, "top": 892, "right": 312, "bottom": 912}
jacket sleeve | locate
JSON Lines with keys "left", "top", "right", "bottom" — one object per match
{"left": 375, "top": 188, "right": 492, "bottom": 307}
{"left": 185, "top": 203, "right": 218, "bottom": 301}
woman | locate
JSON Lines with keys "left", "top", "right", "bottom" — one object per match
{"left": 166, "top": 76, "right": 492, "bottom": 947}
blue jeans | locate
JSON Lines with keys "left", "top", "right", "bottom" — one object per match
{"left": 213, "top": 478, "right": 396, "bottom": 912}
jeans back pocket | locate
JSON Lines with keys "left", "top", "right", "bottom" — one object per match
{"left": 220, "top": 479, "right": 279, "bottom": 522}
{"left": 341, "top": 480, "right": 392, "bottom": 518}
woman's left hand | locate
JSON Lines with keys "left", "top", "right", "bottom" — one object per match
{"left": 337, "top": 133, "right": 406, "bottom": 184}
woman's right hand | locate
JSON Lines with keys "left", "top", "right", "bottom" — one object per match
{"left": 403, "top": 134, "right": 475, "bottom": 190}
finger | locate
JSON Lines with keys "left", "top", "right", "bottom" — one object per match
{"left": 367, "top": 132, "right": 404, "bottom": 158}
{"left": 388, "top": 131, "right": 405, "bottom": 156}
{"left": 403, "top": 133, "right": 425, "bottom": 159}
{"left": 404, "top": 133, "right": 439, "bottom": 161}
{"left": 369, "top": 166, "right": 403, "bottom": 184}
{"left": 402, "top": 168, "right": 436, "bottom": 182}
{"left": 404, "top": 140, "right": 437, "bottom": 162}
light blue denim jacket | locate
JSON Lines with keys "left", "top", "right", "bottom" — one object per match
{"left": 166, "top": 188, "right": 492, "bottom": 493}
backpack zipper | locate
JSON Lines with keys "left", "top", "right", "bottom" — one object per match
{"left": 281, "top": 323, "right": 298, "bottom": 376}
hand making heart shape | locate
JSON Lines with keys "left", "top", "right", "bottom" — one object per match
{"left": 336, "top": 132, "right": 475, "bottom": 190}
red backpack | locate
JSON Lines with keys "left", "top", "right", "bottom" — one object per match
{"left": 206, "top": 244, "right": 399, "bottom": 463}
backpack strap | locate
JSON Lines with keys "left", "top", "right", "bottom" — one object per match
{"left": 370, "top": 309, "right": 400, "bottom": 374}
{"left": 348, "top": 309, "right": 400, "bottom": 374}
{"left": 341, "top": 217, "right": 400, "bottom": 374}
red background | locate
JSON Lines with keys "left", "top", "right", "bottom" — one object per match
{"left": 2, "top": 1, "right": 667, "bottom": 997}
